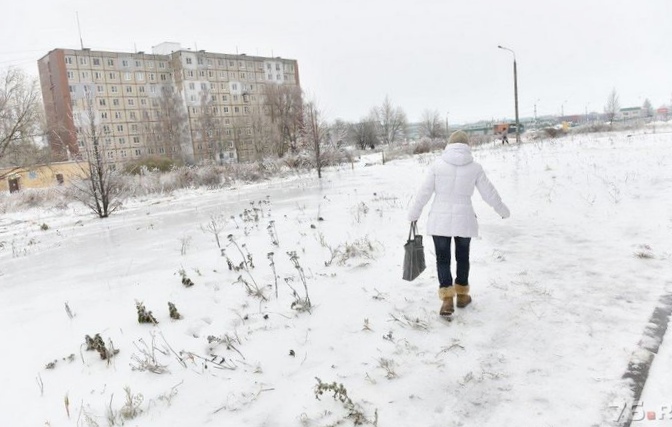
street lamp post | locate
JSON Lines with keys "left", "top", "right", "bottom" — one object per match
{"left": 498, "top": 45, "right": 520, "bottom": 143}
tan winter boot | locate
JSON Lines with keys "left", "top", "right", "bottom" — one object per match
{"left": 438, "top": 287, "right": 456, "bottom": 317}
{"left": 455, "top": 284, "right": 471, "bottom": 308}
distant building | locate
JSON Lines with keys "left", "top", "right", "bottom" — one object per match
{"left": 619, "top": 107, "right": 642, "bottom": 121}
{"left": 656, "top": 106, "right": 669, "bottom": 121}
{"left": 38, "top": 43, "right": 300, "bottom": 165}
{"left": 0, "top": 161, "right": 82, "bottom": 193}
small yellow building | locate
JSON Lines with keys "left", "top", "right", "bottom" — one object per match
{"left": 0, "top": 161, "right": 84, "bottom": 193}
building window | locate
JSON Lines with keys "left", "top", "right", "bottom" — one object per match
{"left": 67, "top": 71, "right": 74, "bottom": 79}
{"left": 222, "top": 95, "right": 228, "bottom": 102}
{"left": 136, "top": 72, "right": 144, "bottom": 81}
{"left": 113, "top": 99, "right": 119, "bottom": 106}
{"left": 125, "top": 86, "right": 132, "bottom": 93}
{"left": 109, "top": 72, "right": 116, "bottom": 79}
{"left": 103, "top": 125, "right": 110, "bottom": 133}
{"left": 94, "top": 71, "right": 102, "bottom": 80}
{"left": 229, "top": 60, "right": 235, "bottom": 66}
{"left": 118, "top": 135, "right": 125, "bottom": 142}
{"left": 107, "top": 151, "right": 114, "bottom": 158}
{"left": 187, "top": 70, "right": 194, "bottom": 77}
{"left": 232, "top": 83, "right": 238, "bottom": 91}
{"left": 223, "top": 107, "right": 229, "bottom": 113}
{"left": 114, "top": 112, "right": 122, "bottom": 119}
{"left": 160, "top": 74, "right": 167, "bottom": 81}
{"left": 138, "top": 86, "right": 145, "bottom": 93}
{"left": 99, "top": 99, "right": 106, "bottom": 106}
{"left": 122, "top": 60, "right": 129, "bottom": 67}
{"left": 101, "top": 112, "right": 108, "bottom": 119}
{"left": 149, "top": 73, "right": 155, "bottom": 81}
{"left": 240, "top": 72, "right": 246, "bottom": 79}
{"left": 121, "top": 150, "right": 127, "bottom": 157}
{"left": 159, "top": 62, "right": 165, "bottom": 69}
{"left": 147, "top": 61, "right": 154, "bottom": 68}
{"left": 200, "top": 82, "right": 207, "bottom": 90}
{"left": 107, "top": 59, "right": 115, "bottom": 66}
{"left": 133, "top": 137, "right": 140, "bottom": 144}
{"left": 96, "top": 84, "right": 103, "bottom": 92}
{"left": 79, "top": 57, "right": 88, "bottom": 65}
{"left": 128, "top": 99, "right": 135, "bottom": 106}
{"left": 234, "top": 107, "right": 239, "bottom": 113}
{"left": 140, "top": 98, "right": 147, "bottom": 106}
{"left": 199, "top": 70, "right": 206, "bottom": 77}
{"left": 135, "top": 60, "right": 141, "bottom": 67}
{"left": 197, "top": 57, "right": 203, "bottom": 65}
{"left": 188, "top": 82, "right": 195, "bottom": 90}
{"left": 65, "top": 57, "right": 73, "bottom": 65}
{"left": 233, "top": 95, "right": 239, "bottom": 101}
{"left": 209, "top": 71, "right": 214, "bottom": 78}
{"left": 135, "top": 149, "right": 141, "bottom": 156}
{"left": 124, "top": 72, "right": 132, "bottom": 81}
{"left": 111, "top": 86, "right": 118, "bottom": 93}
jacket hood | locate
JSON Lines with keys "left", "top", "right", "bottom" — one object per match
{"left": 441, "top": 143, "right": 473, "bottom": 166}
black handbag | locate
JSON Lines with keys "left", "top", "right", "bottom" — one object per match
{"left": 402, "top": 221, "right": 426, "bottom": 281}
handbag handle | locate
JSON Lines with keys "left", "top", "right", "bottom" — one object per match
{"left": 408, "top": 221, "right": 418, "bottom": 240}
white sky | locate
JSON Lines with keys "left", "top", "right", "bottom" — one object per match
{"left": 2, "top": 0, "right": 671, "bottom": 124}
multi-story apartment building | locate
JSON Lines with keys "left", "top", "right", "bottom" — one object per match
{"left": 38, "top": 42, "right": 300, "bottom": 165}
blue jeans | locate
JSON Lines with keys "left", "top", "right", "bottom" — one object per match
{"left": 432, "top": 236, "right": 471, "bottom": 288}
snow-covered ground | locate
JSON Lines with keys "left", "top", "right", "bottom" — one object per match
{"left": 1, "top": 128, "right": 671, "bottom": 426}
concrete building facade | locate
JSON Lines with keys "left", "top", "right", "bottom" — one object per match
{"left": 38, "top": 43, "right": 300, "bottom": 165}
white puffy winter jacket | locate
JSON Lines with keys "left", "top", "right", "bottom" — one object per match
{"left": 407, "top": 143, "right": 510, "bottom": 237}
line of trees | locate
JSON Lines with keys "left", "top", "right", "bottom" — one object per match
{"left": 0, "top": 68, "right": 47, "bottom": 180}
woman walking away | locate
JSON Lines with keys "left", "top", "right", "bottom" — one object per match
{"left": 407, "top": 130, "right": 510, "bottom": 318}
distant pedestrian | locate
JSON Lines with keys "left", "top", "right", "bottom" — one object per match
{"left": 407, "top": 130, "right": 510, "bottom": 318}
{"left": 501, "top": 130, "right": 509, "bottom": 144}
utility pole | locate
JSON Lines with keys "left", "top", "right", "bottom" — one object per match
{"left": 498, "top": 45, "right": 520, "bottom": 143}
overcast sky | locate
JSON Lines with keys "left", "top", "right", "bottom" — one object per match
{"left": 2, "top": 0, "right": 671, "bottom": 125}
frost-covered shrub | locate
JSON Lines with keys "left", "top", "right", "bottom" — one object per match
{"left": 123, "top": 156, "right": 179, "bottom": 174}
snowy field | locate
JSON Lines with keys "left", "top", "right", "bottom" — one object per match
{"left": 1, "top": 128, "right": 671, "bottom": 426}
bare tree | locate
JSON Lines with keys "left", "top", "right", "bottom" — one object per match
{"left": 197, "top": 92, "right": 219, "bottom": 163}
{"left": 248, "top": 97, "right": 274, "bottom": 161}
{"left": 419, "top": 109, "right": 445, "bottom": 139}
{"left": 264, "top": 84, "right": 303, "bottom": 157}
{"left": 70, "top": 92, "right": 124, "bottom": 218}
{"left": 301, "top": 101, "right": 328, "bottom": 178}
{"left": 604, "top": 88, "right": 620, "bottom": 126}
{"left": 642, "top": 98, "right": 654, "bottom": 119}
{"left": 228, "top": 115, "right": 248, "bottom": 162}
{"left": 146, "top": 86, "right": 190, "bottom": 163}
{"left": 0, "top": 68, "right": 44, "bottom": 179}
{"left": 374, "top": 96, "right": 407, "bottom": 145}
{"left": 351, "top": 116, "right": 379, "bottom": 149}
{"left": 328, "top": 119, "right": 350, "bottom": 148}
